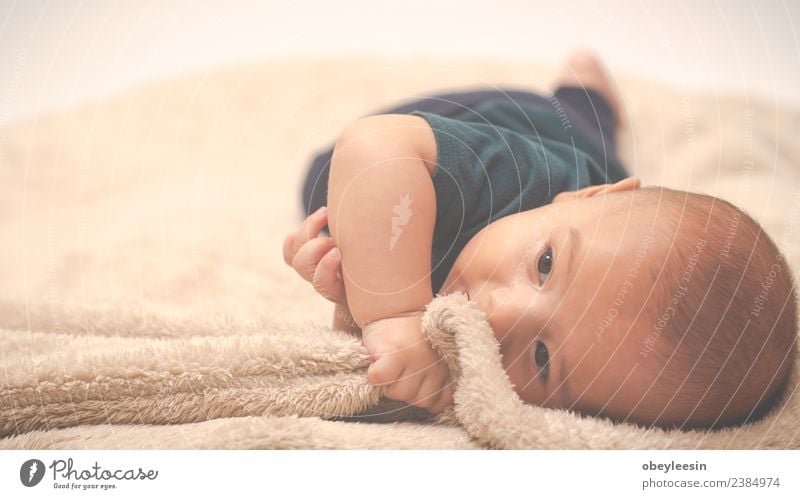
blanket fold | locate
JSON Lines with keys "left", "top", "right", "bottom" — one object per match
{"left": 0, "top": 299, "right": 382, "bottom": 437}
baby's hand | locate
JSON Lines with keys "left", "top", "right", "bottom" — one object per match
{"left": 363, "top": 312, "right": 454, "bottom": 414}
{"left": 282, "top": 206, "right": 346, "bottom": 305}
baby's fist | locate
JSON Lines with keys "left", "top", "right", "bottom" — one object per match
{"left": 363, "top": 313, "right": 454, "bottom": 414}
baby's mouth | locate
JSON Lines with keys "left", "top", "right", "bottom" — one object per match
{"left": 445, "top": 279, "right": 470, "bottom": 301}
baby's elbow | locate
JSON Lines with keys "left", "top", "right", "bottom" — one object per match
{"left": 329, "top": 120, "right": 371, "bottom": 182}
{"left": 331, "top": 115, "right": 422, "bottom": 177}
{"left": 332, "top": 116, "right": 386, "bottom": 163}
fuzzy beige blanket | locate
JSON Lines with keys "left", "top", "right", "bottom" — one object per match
{"left": 1, "top": 56, "right": 799, "bottom": 449}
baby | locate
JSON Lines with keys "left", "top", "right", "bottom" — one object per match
{"left": 284, "top": 51, "right": 797, "bottom": 429}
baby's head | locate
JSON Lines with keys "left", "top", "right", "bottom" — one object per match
{"left": 440, "top": 177, "right": 797, "bottom": 429}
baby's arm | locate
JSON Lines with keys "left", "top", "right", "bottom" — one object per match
{"left": 333, "top": 302, "right": 361, "bottom": 337}
{"left": 327, "top": 114, "right": 439, "bottom": 329}
{"left": 328, "top": 114, "right": 452, "bottom": 413}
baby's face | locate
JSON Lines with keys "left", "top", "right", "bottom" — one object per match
{"left": 440, "top": 184, "right": 677, "bottom": 426}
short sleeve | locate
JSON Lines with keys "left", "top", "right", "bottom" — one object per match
{"left": 411, "top": 109, "right": 600, "bottom": 232}
{"left": 410, "top": 108, "right": 602, "bottom": 294}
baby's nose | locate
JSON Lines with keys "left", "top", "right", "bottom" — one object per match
{"left": 485, "top": 286, "right": 524, "bottom": 343}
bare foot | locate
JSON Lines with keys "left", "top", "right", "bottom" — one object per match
{"left": 554, "top": 49, "right": 623, "bottom": 128}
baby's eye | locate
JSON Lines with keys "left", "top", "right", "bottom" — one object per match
{"left": 533, "top": 340, "right": 550, "bottom": 378}
{"left": 537, "top": 247, "right": 554, "bottom": 282}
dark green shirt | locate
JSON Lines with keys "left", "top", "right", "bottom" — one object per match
{"left": 409, "top": 98, "right": 629, "bottom": 295}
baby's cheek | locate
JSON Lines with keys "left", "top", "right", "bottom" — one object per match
{"left": 502, "top": 356, "right": 539, "bottom": 404}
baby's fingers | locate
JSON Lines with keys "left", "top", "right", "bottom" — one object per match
{"left": 312, "top": 247, "right": 346, "bottom": 304}
{"left": 428, "top": 383, "right": 454, "bottom": 414}
{"left": 409, "top": 363, "right": 453, "bottom": 412}
{"left": 367, "top": 354, "right": 404, "bottom": 388}
{"left": 408, "top": 373, "right": 443, "bottom": 410}
{"left": 291, "top": 236, "right": 336, "bottom": 283}
{"left": 282, "top": 231, "right": 296, "bottom": 267}
{"left": 282, "top": 206, "right": 328, "bottom": 265}
{"left": 383, "top": 370, "right": 423, "bottom": 403}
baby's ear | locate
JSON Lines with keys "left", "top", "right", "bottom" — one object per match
{"left": 553, "top": 177, "right": 641, "bottom": 203}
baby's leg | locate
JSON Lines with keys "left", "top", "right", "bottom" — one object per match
{"left": 549, "top": 50, "right": 624, "bottom": 174}
{"left": 554, "top": 50, "right": 622, "bottom": 125}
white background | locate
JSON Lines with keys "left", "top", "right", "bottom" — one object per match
{"left": 0, "top": 0, "right": 799, "bottom": 123}
{"left": 2, "top": 450, "right": 799, "bottom": 498}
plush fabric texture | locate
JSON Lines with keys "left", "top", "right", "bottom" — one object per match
{"left": 1, "top": 292, "right": 798, "bottom": 449}
{"left": 1, "top": 56, "right": 799, "bottom": 448}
